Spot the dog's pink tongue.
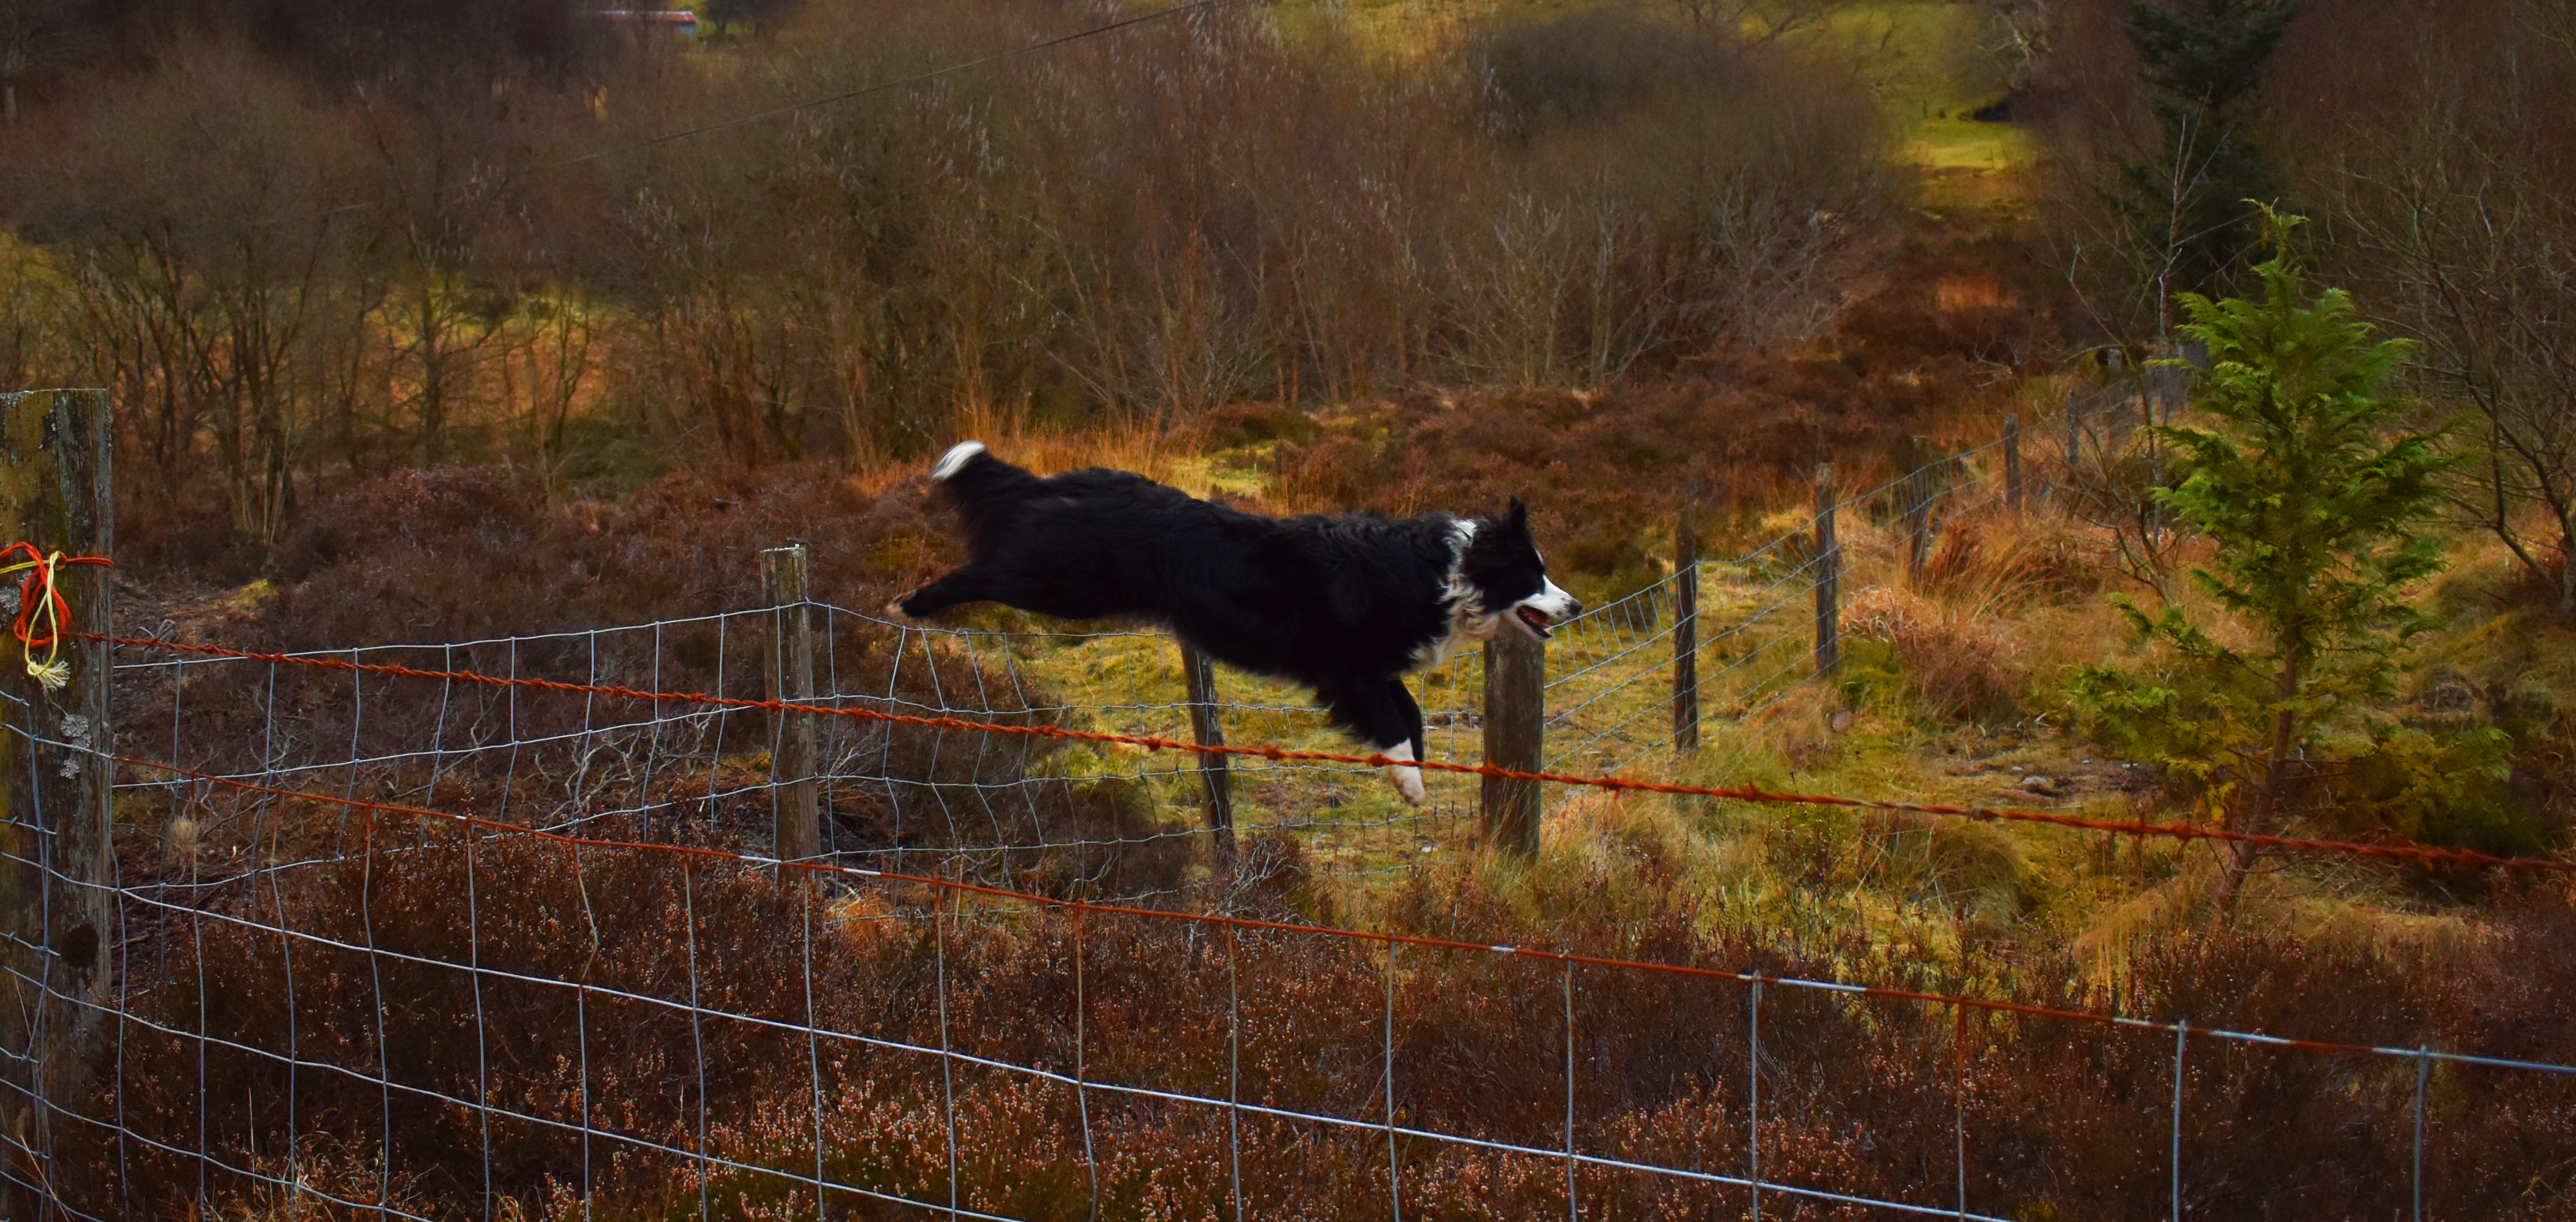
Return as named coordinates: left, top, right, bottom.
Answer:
left=1516, top=606, right=1553, bottom=638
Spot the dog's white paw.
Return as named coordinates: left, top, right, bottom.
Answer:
left=1382, top=742, right=1426, bottom=806
left=884, top=598, right=913, bottom=620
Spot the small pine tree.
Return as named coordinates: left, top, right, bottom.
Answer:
left=2114, top=0, right=2302, bottom=322
left=2071, top=209, right=2478, bottom=906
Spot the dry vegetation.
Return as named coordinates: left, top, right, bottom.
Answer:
left=73, top=814, right=2576, bottom=1221
left=0, top=0, right=1889, bottom=556
left=7, top=0, right=2576, bottom=1217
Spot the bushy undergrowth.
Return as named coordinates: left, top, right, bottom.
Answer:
left=0, top=0, right=1890, bottom=543
left=69, top=392, right=2576, bottom=1222
left=114, top=459, right=1198, bottom=903
left=1234, top=246, right=2043, bottom=601
left=1844, top=584, right=2025, bottom=723
left=68, top=804, right=2576, bottom=1221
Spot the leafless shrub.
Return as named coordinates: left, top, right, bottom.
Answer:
left=2267, top=0, right=2576, bottom=614
left=0, top=0, right=1888, bottom=535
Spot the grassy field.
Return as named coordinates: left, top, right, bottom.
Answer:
left=1261, top=0, right=2038, bottom=184
left=926, top=435, right=2037, bottom=929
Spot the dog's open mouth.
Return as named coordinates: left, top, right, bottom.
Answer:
left=1513, top=605, right=1554, bottom=639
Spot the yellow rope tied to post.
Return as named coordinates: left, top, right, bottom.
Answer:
left=0, top=542, right=113, bottom=693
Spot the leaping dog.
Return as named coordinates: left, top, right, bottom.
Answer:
left=895, top=442, right=1580, bottom=804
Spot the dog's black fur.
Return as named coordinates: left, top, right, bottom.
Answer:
left=897, top=443, right=1575, bottom=789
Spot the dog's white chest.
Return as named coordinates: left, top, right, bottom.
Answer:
left=1410, top=520, right=1499, bottom=669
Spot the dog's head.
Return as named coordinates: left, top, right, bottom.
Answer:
left=1462, top=497, right=1581, bottom=640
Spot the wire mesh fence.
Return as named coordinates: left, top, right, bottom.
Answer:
left=21, top=405, right=2565, bottom=1221
left=103, top=427, right=2023, bottom=915
left=16, top=749, right=2576, bottom=1221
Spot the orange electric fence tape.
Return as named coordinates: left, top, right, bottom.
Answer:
left=92, top=629, right=2576, bottom=877
left=0, top=543, right=111, bottom=690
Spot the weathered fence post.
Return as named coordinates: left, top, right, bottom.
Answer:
left=762, top=544, right=822, bottom=864
left=1481, top=632, right=1543, bottom=857
left=0, top=389, right=113, bottom=1215
left=1672, top=508, right=1699, bottom=753
left=1179, top=642, right=1234, bottom=868
left=1813, top=463, right=1839, bottom=677
left=2004, top=413, right=2023, bottom=515
left=1905, top=436, right=1933, bottom=585
left=2064, top=398, right=2082, bottom=478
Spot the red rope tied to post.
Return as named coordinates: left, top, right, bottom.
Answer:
left=0, top=542, right=113, bottom=691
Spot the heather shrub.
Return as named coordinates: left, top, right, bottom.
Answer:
left=1, top=0, right=1892, bottom=536
left=72, top=818, right=2576, bottom=1221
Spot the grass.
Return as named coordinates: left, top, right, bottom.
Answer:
left=1261, top=0, right=2039, bottom=191
left=926, top=419, right=2405, bottom=977
left=1813, top=1, right=2030, bottom=171
left=116, top=295, right=2576, bottom=1222
left=940, top=434, right=2119, bottom=936
left=53, top=2, right=2576, bottom=1215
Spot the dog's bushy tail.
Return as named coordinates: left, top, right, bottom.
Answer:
left=928, top=441, right=1041, bottom=555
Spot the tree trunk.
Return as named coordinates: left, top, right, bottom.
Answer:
left=2560, top=511, right=2575, bottom=618
left=2219, top=651, right=2301, bottom=911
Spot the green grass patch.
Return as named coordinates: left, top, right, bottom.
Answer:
left=1802, top=1, right=2031, bottom=175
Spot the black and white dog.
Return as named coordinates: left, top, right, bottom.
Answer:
left=896, top=442, right=1581, bottom=804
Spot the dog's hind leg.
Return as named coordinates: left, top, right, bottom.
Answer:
left=893, top=567, right=993, bottom=620
left=1320, top=678, right=1427, bottom=807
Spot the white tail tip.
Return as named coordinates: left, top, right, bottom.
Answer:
left=932, top=440, right=987, bottom=482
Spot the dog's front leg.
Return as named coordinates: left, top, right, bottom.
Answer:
left=1379, top=741, right=1426, bottom=806
left=1381, top=678, right=1427, bottom=806
left=1321, top=679, right=1427, bottom=806
left=891, top=566, right=991, bottom=620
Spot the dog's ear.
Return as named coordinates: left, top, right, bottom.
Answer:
left=1503, top=496, right=1529, bottom=532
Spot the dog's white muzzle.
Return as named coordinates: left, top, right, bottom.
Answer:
left=1506, top=578, right=1582, bottom=641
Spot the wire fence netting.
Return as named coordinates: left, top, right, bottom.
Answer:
left=8, top=425, right=2575, bottom=1220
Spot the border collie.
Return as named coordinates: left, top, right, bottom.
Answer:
left=896, top=442, right=1580, bottom=804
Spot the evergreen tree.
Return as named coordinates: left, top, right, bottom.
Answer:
left=2115, top=0, right=2302, bottom=324
left=2071, top=210, right=2480, bottom=908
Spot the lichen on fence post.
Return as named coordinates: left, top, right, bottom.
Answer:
left=1905, top=437, right=1933, bottom=586
left=1482, top=630, right=1543, bottom=857
left=1813, top=463, right=1839, bottom=677
left=2004, top=413, right=2024, bottom=514
left=761, top=543, right=821, bottom=864
left=1673, top=506, right=1699, bottom=753
left=1180, top=642, right=1234, bottom=869
left=0, top=389, right=113, bottom=1212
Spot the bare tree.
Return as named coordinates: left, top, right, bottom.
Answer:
left=2291, top=0, right=2576, bottom=612
left=0, top=0, right=79, bottom=123
left=2329, top=169, right=2576, bottom=612
left=1976, top=0, right=2066, bottom=88
left=1667, top=0, right=1832, bottom=47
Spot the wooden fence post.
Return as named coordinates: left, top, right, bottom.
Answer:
left=762, top=544, right=822, bottom=863
left=1179, top=642, right=1234, bottom=868
left=0, top=389, right=113, bottom=1214
left=1672, top=508, right=1699, bottom=753
left=2064, top=398, right=2082, bottom=477
left=1905, top=436, right=1932, bottom=585
left=2004, top=413, right=2023, bottom=514
left=1481, top=632, right=1543, bottom=857
left=1813, top=463, right=1839, bottom=677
